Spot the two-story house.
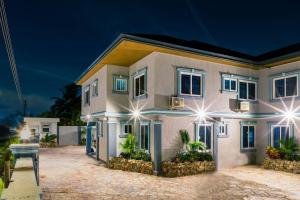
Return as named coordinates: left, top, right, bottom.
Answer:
left=76, top=34, right=300, bottom=172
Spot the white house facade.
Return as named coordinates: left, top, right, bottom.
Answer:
left=23, top=117, right=60, bottom=139
left=76, top=34, right=300, bottom=171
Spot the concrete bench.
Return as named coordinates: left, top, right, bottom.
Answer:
left=0, top=158, right=42, bottom=200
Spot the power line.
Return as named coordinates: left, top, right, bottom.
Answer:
left=0, top=0, right=23, bottom=102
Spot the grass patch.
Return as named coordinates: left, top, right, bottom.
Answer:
left=0, top=177, right=3, bottom=195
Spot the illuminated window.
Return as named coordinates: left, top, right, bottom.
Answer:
left=273, top=75, right=298, bottom=99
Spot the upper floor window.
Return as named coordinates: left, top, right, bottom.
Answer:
left=134, top=73, right=146, bottom=97
left=223, top=78, right=237, bottom=91
left=177, top=68, right=205, bottom=97
left=241, top=124, right=255, bottom=150
left=180, top=72, right=202, bottom=96
left=84, top=85, right=90, bottom=106
left=92, top=79, right=98, bottom=97
left=273, top=75, right=298, bottom=99
left=239, top=80, right=257, bottom=101
left=113, top=75, right=128, bottom=93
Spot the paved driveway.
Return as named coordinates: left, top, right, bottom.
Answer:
left=40, top=146, right=300, bottom=200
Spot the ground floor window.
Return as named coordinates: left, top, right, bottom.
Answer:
left=241, top=125, right=255, bottom=149
left=272, top=125, right=290, bottom=148
left=197, top=124, right=212, bottom=150
left=121, top=123, right=132, bottom=137
left=139, top=124, right=150, bottom=152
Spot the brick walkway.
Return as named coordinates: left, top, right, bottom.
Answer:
left=40, top=146, right=300, bottom=200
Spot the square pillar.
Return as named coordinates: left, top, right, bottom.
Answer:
left=86, top=122, right=93, bottom=154
left=153, top=121, right=162, bottom=175
left=106, top=120, right=117, bottom=166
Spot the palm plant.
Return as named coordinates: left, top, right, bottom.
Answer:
left=120, top=134, right=136, bottom=156
left=40, top=83, right=85, bottom=126
left=189, top=141, right=206, bottom=152
left=279, top=138, right=299, bottom=160
left=180, top=129, right=190, bottom=152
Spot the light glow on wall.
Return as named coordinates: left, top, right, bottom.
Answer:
left=20, top=125, right=31, bottom=140
left=187, top=99, right=215, bottom=123
left=260, top=97, right=300, bottom=132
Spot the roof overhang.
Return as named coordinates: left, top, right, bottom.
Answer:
left=76, top=34, right=259, bottom=85
left=76, top=34, right=300, bottom=85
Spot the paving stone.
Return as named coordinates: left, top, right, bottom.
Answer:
left=40, top=146, right=299, bottom=200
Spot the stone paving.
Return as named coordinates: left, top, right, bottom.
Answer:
left=40, top=146, right=300, bottom=200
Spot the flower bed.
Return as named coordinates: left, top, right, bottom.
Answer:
left=162, top=160, right=216, bottom=177
left=263, top=157, right=300, bottom=174
left=109, top=157, right=153, bottom=175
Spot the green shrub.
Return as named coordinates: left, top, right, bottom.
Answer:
left=119, top=152, right=131, bottom=159
left=120, top=150, right=151, bottom=162
left=131, top=150, right=151, bottom=161
left=266, top=146, right=280, bottom=159
left=189, top=141, right=206, bottom=152
left=172, top=151, right=213, bottom=163
left=3, top=149, right=11, bottom=162
left=279, top=138, right=299, bottom=160
left=0, top=178, right=3, bottom=195
left=120, top=134, right=136, bottom=155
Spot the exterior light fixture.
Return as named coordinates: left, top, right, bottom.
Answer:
left=284, top=110, right=295, bottom=120
left=86, top=114, right=92, bottom=120
left=132, top=110, right=141, bottom=118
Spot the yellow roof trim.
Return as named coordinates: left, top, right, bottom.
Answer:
left=77, top=40, right=260, bottom=85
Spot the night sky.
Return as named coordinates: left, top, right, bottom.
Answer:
left=1, top=0, right=300, bottom=118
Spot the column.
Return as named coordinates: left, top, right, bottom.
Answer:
left=106, top=120, right=117, bottom=166
left=153, top=121, right=162, bottom=175
left=86, top=122, right=92, bottom=154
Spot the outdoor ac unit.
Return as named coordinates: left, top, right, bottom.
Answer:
left=238, top=101, right=250, bottom=112
left=169, top=97, right=184, bottom=109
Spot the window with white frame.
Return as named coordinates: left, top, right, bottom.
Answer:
left=115, top=78, right=128, bottom=92
left=217, top=123, right=227, bottom=137
left=134, top=73, right=146, bottom=97
left=84, top=85, right=90, bottom=105
left=121, top=124, right=132, bottom=136
left=239, top=80, right=257, bottom=100
left=139, top=124, right=150, bottom=152
left=271, top=125, right=290, bottom=148
left=241, top=125, right=255, bottom=149
left=273, top=75, right=298, bottom=99
left=197, top=124, right=212, bottom=150
left=224, top=78, right=237, bottom=91
left=180, top=72, right=202, bottom=96
left=92, top=79, right=98, bottom=97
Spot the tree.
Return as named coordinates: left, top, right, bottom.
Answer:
left=40, top=83, right=85, bottom=126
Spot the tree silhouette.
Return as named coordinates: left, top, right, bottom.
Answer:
left=40, top=83, right=85, bottom=126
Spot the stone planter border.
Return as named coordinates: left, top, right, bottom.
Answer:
left=109, top=157, right=153, bottom=175
left=263, top=157, right=300, bottom=174
left=162, top=160, right=216, bottom=177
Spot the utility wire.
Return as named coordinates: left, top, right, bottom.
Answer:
left=0, top=0, right=22, bottom=101
left=0, top=0, right=23, bottom=102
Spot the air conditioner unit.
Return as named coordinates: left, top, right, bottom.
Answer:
left=238, top=101, right=250, bottom=112
left=169, top=97, right=184, bottom=109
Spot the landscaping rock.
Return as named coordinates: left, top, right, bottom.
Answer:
left=262, top=157, right=300, bottom=174
left=161, top=161, right=216, bottom=177
left=109, top=157, right=153, bottom=175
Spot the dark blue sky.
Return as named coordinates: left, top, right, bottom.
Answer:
left=1, top=0, right=300, bottom=117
